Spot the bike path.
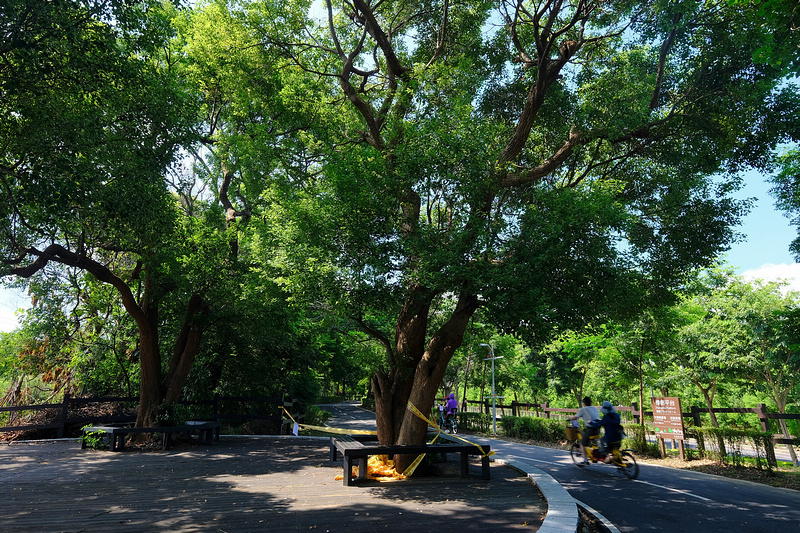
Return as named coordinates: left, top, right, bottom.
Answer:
left=466, top=434, right=800, bottom=533
left=322, top=404, right=800, bottom=533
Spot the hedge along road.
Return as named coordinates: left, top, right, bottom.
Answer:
left=322, top=403, right=800, bottom=533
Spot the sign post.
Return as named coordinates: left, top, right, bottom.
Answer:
left=652, top=396, right=686, bottom=460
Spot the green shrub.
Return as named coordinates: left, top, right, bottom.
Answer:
left=690, top=426, right=777, bottom=470
left=303, top=405, right=332, bottom=427
left=623, top=423, right=661, bottom=458
left=79, top=425, right=108, bottom=450
left=500, top=415, right=567, bottom=442
left=459, top=411, right=491, bottom=433
left=360, top=398, right=375, bottom=411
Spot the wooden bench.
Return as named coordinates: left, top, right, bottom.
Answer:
left=81, top=421, right=220, bottom=452
left=329, top=434, right=491, bottom=486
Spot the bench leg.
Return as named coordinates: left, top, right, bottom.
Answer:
left=330, top=439, right=338, bottom=462
left=342, top=455, right=368, bottom=486
left=343, top=456, right=353, bottom=486
left=111, top=431, right=124, bottom=452
left=355, top=456, right=366, bottom=482
left=481, top=455, right=490, bottom=480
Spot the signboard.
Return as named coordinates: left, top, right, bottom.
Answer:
left=652, top=396, right=685, bottom=441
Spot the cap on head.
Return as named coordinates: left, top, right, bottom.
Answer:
left=601, top=400, right=614, bottom=414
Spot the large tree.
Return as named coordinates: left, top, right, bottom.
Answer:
left=178, top=0, right=799, bottom=469
left=718, top=277, right=800, bottom=465
left=0, top=0, right=204, bottom=427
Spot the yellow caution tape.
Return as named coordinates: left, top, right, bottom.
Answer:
left=281, top=404, right=492, bottom=479
left=280, top=406, right=377, bottom=436
left=403, top=401, right=495, bottom=477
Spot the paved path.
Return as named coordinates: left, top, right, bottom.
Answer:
left=0, top=436, right=546, bottom=532
left=322, top=403, right=800, bottom=533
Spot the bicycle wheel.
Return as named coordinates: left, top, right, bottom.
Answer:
left=451, top=420, right=458, bottom=434
left=617, top=451, right=639, bottom=479
left=570, top=442, right=585, bottom=466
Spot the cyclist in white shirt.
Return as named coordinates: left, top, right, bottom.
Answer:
left=568, top=396, right=601, bottom=465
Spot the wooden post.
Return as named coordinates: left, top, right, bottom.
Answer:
left=678, top=440, right=685, bottom=461
left=632, top=402, right=640, bottom=424
left=691, top=405, right=702, bottom=427
left=57, top=393, right=70, bottom=438
left=755, top=403, right=770, bottom=432
left=755, top=404, right=778, bottom=467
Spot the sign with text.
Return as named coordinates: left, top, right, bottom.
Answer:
left=652, top=396, right=685, bottom=441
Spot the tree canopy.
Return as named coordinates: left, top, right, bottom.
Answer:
left=2, top=0, right=799, bottom=461
left=170, top=0, right=800, bottom=465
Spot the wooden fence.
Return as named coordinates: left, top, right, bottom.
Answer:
left=0, top=393, right=297, bottom=438
left=448, top=398, right=799, bottom=445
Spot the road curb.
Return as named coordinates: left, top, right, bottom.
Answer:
left=493, top=455, right=579, bottom=533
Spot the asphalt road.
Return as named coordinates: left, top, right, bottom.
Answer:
left=319, top=403, right=800, bottom=533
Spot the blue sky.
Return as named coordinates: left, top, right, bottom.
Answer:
left=723, top=170, right=800, bottom=289
left=1, top=171, right=797, bottom=333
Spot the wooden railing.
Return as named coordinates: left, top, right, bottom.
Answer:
left=0, top=393, right=297, bottom=438
left=441, top=397, right=799, bottom=445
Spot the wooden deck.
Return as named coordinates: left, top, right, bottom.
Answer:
left=0, top=437, right=546, bottom=532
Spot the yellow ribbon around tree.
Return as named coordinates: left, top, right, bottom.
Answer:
left=403, top=401, right=495, bottom=477
left=281, top=403, right=494, bottom=479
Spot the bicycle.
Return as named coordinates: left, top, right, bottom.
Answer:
left=440, top=411, right=458, bottom=434
left=567, top=426, right=639, bottom=479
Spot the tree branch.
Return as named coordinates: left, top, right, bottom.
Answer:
left=650, top=13, right=683, bottom=109
left=10, top=244, right=148, bottom=329
left=498, top=128, right=583, bottom=188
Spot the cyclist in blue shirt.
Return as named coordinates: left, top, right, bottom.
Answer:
left=598, top=400, right=622, bottom=462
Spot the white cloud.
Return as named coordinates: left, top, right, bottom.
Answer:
left=740, top=263, right=800, bottom=293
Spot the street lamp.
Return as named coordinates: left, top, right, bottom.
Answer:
left=479, top=343, right=503, bottom=434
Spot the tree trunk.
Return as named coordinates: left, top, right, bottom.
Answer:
left=136, top=321, right=162, bottom=428
left=777, top=417, right=799, bottom=466
left=696, top=378, right=725, bottom=457
left=135, top=271, right=162, bottom=428
left=162, top=293, right=206, bottom=404
left=701, top=381, right=719, bottom=428
left=638, top=342, right=645, bottom=433
left=370, top=290, right=479, bottom=473
left=461, top=352, right=471, bottom=411
left=371, top=369, right=414, bottom=445
left=775, top=394, right=799, bottom=467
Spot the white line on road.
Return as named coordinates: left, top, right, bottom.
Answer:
left=634, top=480, right=713, bottom=501
left=507, top=452, right=714, bottom=502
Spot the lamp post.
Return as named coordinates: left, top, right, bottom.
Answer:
left=479, top=343, right=503, bottom=434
